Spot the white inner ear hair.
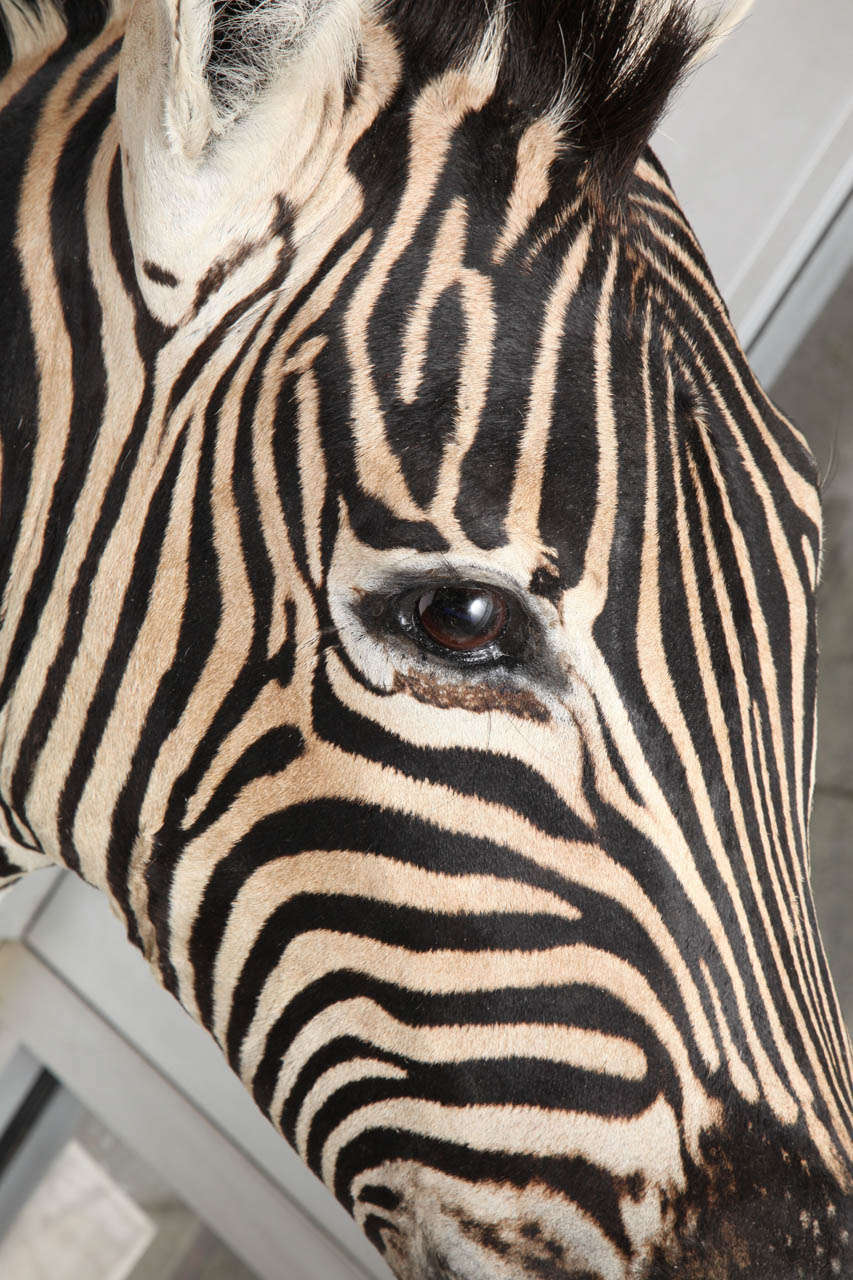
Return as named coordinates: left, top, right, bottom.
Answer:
left=196, top=0, right=365, bottom=137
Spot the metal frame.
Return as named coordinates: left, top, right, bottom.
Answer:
left=747, top=185, right=853, bottom=389
left=0, top=943, right=375, bottom=1280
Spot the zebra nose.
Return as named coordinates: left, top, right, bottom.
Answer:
left=418, top=1229, right=585, bottom=1280
left=422, top=1255, right=577, bottom=1280
left=422, top=1259, right=502, bottom=1280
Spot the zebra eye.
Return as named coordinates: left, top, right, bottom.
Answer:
left=415, top=586, right=508, bottom=653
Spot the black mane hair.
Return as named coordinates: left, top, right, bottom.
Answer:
left=387, top=0, right=713, bottom=194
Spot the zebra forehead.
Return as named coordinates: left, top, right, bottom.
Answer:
left=280, top=190, right=692, bottom=575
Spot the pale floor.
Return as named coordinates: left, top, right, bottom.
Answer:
left=771, top=264, right=853, bottom=1034
left=0, top=1076, right=261, bottom=1280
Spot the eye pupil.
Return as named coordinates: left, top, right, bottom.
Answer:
left=416, top=587, right=507, bottom=652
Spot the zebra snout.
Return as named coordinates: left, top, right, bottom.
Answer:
left=356, top=1141, right=853, bottom=1280
left=356, top=1167, right=628, bottom=1280
left=417, top=1230, right=596, bottom=1280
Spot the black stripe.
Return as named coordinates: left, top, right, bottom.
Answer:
left=6, top=81, right=116, bottom=830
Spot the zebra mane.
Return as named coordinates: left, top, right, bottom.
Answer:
left=386, top=0, right=753, bottom=192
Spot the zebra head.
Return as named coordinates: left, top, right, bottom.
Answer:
left=1, top=0, right=851, bottom=1276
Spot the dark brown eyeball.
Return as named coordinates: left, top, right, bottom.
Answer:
left=416, top=586, right=508, bottom=652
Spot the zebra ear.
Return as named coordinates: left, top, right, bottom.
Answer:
left=116, top=0, right=361, bottom=323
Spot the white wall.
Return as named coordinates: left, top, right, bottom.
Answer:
left=653, top=0, right=853, bottom=345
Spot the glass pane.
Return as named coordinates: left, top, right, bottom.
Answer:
left=0, top=1056, right=261, bottom=1280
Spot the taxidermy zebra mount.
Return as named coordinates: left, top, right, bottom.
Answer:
left=0, top=0, right=851, bottom=1277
